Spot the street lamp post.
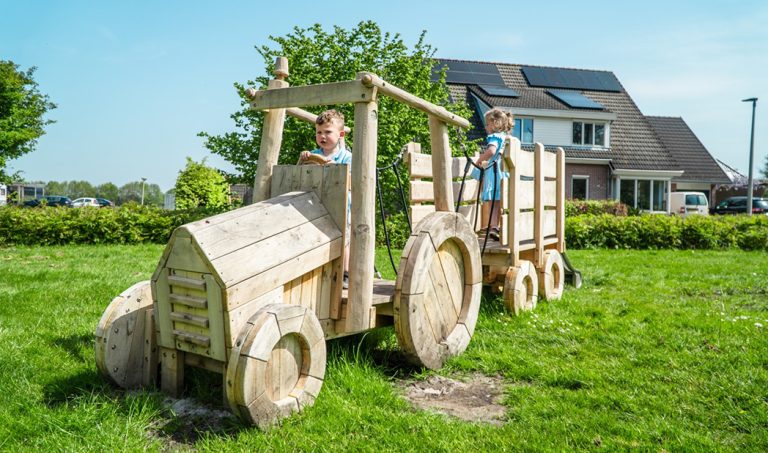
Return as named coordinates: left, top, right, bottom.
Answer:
left=141, top=177, right=147, bottom=205
left=742, top=98, right=758, bottom=216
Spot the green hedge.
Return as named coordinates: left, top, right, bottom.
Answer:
left=566, top=214, right=768, bottom=251
left=565, top=199, right=632, bottom=217
left=0, top=205, right=227, bottom=246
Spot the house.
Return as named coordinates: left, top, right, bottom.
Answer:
left=435, top=59, right=727, bottom=212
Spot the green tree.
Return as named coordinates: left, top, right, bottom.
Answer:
left=174, top=157, right=230, bottom=209
left=199, top=21, right=472, bottom=210
left=0, top=61, right=56, bottom=182
left=117, top=181, right=163, bottom=206
left=95, top=182, right=119, bottom=202
left=761, top=154, right=768, bottom=179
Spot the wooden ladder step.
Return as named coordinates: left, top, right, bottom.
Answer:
left=169, top=293, right=207, bottom=309
left=170, top=311, right=210, bottom=328
left=173, top=330, right=211, bottom=347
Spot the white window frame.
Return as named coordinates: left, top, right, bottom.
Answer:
left=513, top=117, right=535, bottom=144
left=571, top=175, right=590, bottom=200
left=572, top=121, right=606, bottom=147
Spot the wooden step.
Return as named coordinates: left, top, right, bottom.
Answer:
left=341, top=279, right=395, bottom=306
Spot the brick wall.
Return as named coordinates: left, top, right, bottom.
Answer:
left=565, top=164, right=611, bottom=200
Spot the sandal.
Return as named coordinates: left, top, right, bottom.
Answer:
left=488, top=228, right=500, bottom=241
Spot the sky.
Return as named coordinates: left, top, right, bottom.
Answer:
left=2, top=0, right=766, bottom=192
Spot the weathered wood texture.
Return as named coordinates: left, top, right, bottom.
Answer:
left=394, top=211, right=482, bottom=369
left=95, top=280, right=156, bottom=389
left=253, top=78, right=289, bottom=203
left=503, top=261, right=538, bottom=315
left=225, top=304, right=325, bottom=429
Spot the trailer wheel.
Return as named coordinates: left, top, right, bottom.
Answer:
left=94, top=280, right=155, bottom=389
left=225, top=304, right=326, bottom=429
left=503, top=261, right=538, bottom=315
left=394, top=211, right=482, bottom=370
left=539, top=250, right=564, bottom=301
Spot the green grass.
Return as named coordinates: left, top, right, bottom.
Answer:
left=1, top=245, right=766, bottom=451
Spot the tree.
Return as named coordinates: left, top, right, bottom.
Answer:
left=0, top=61, right=56, bottom=182
left=761, top=154, right=768, bottom=179
left=118, top=181, right=162, bottom=206
left=95, top=182, right=119, bottom=202
left=174, top=157, right=230, bottom=209
left=199, top=21, right=472, bottom=210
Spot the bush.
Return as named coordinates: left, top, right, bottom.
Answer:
left=566, top=199, right=630, bottom=217
left=0, top=205, right=228, bottom=246
left=566, top=214, right=768, bottom=251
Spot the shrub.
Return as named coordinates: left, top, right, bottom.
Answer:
left=566, top=214, right=768, bottom=251
left=566, top=199, right=630, bottom=217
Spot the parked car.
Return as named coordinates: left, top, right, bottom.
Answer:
left=711, top=196, right=768, bottom=215
left=23, top=196, right=73, bottom=208
left=669, top=191, right=709, bottom=217
left=96, top=198, right=114, bottom=207
left=72, top=197, right=101, bottom=208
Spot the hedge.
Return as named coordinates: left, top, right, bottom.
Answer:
left=2, top=205, right=767, bottom=251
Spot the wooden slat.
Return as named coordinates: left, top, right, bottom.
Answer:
left=165, top=230, right=209, bottom=274
left=173, top=330, right=211, bottom=347
left=211, top=215, right=341, bottom=287
left=204, top=274, right=226, bottom=361
left=159, top=347, right=184, bottom=397
left=223, top=238, right=342, bottom=312
left=250, top=80, right=375, bottom=110
left=542, top=150, right=558, bottom=179
left=518, top=179, right=535, bottom=210
left=409, top=180, right=480, bottom=204
left=516, top=148, right=535, bottom=178
left=516, top=211, right=535, bottom=243
left=317, top=261, right=332, bottom=320
left=152, top=271, right=175, bottom=349
left=407, top=151, right=477, bottom=180
left=167, top=275, right=206, bottom=291
left=543, top=179, right=557, bottom=207
left=299, top=164, right=325, bottom=194
left=428, top=116, right=454, bottom=211
left=170, top=311, right=209, bottom=328
left=270, top=165, right=301, bottom=198
left=169, top=293, right=207, bottom=309
left=223, top=286, right=283, bottom=348
left=543, top=209, right=557, bottom=237
left=556, top=147, right=566, bottom=252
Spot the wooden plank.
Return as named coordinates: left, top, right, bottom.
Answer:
left=270, top=165, right=300, bottom=197
left=410, top=204, right=481, bottom=232
left=320, top=165, right=348, bottom=319
left=286, top=107, right=351, bottom=133
left=289, top=276, right=302, bottom=306
left=556, top=147, right=566, bottom=252
left=428, top=115, right=454, bottom=212
left=224, top=286, right=283, bottom=348
left=407, top=151, right=478, bottom=180
left=317, top=262, right=332, bottom=320
left=299, top=164, right=325, bottom=194
left=160, top=347, right=184, bottom=397
left=360, top=72, right=471, bottom=128
left=204, top=274, right=226, bottom=362
left=410, top=180, right=480, bottom=204
left=346, top=98, right=377, bottom=333
left=211, top=215, right=341, bottom=287
left=504, top=138, right=521, bottom=267
left=516, top=211, right=535, bottom=243
left=183, top=192, right=307, bottom=234
left=516, top=148, right=535, bottom=178
left=165, top=230, right=210, bottom=274
left=152, top=270, right=175, bottom=350
left=543, top=179, right=557, bottom=207
left=250, top=80, right=375, bottom=110
left=142, top=309, right=158, bottom=387
left=517, top=179, right=536, bottom=210
left=543, top=209, right=557, bottom=237
left=253, top=78, right=288, bottom=203
left=534, top=143, right=545, bottom=268
left=167, top=275, right=206, bottom=291
left=169, top=312, right=209, bottom=328
left=169, top=293, right=207, bottom=309
left=223, top=238, right=342, bottom=311
left=194, top=191, right=328, bottom=260
left=173, top=330, right=211, bottom=347
left=542, top=149, right=558, bottom=179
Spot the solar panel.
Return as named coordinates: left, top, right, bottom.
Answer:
left=433, top=60, right=505, bottom=85
left=547, top=90, right=604, bottom=109
left=479, top=85, right=519, bottom=98
left=522, top=66, right=622, bottom=92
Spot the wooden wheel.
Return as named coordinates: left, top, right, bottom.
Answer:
left=539, top=250, right=564, bottom=301
left=394, top=211, right=482, bottom=370
left=225, top=304, right=326, bottom=429
left=94, top=280, right=156, bottom=389
left=503, top=261, right=538, bottom=315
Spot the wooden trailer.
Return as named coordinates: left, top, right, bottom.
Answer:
left=95, top=57, right=483, bottom=428
left=406, top=136, right=570, bottom=314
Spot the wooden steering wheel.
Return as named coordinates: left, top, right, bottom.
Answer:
left=298, top=153, right=328, bottom=166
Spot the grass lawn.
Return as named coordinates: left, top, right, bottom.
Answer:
left=0, top=245, right=766, bottom=451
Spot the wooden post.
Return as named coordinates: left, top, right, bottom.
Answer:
left=503, top=139, right=520, bottom=267
left=533, top=143, right=545, bottom=268
left=555, top=147, right=565, bottom=252
left=347, top=91, right=378, bottom=332
left=428, top=115, right=454, bottom=212
left=159, top=346, right=184, bottom=397
left=252, top=57, right=289, bottom=203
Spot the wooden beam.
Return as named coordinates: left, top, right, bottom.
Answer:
left=360, top=72, right=471, bottom=129
left=249, top=80, right=375, bottom=110
left=503, top=139, right=520, bottom=267
left=252, top=78, right=288, bottom=203
left=346, top=97, right=378, bottom=333
left=556, top=147, right=566, bottom=252
left=533, top=143, right=545, bottom=268
left=286, top=107, right=351, bottom=134
left=428, top=115, right=455, bottom=211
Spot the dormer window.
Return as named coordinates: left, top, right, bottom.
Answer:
left=573, top=122, right=605, bottom=146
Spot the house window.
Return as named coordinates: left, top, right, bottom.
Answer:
left=619, top=179, right=668, bottom=211
left=571, top=176, right=589, bottom=200
left=513, top=118, right=534, bottom=143
left=572, top=122, right=605, bottom=146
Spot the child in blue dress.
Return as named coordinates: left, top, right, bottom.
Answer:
left=472, top=108, right=513, bottom=241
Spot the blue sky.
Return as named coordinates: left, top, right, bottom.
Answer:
left=2, top=0, right=766, bottom=191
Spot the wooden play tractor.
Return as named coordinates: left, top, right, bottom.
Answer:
left=95, top=58, right=483, bottom=428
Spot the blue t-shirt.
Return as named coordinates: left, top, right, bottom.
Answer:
left=471, top=132, right=509, bottom=201
left=310, top=142, right=352, bottom=165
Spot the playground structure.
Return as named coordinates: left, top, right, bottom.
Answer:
left=96, top=57, right=485, bottom=428
left=405, top=136, right=573, bottom=314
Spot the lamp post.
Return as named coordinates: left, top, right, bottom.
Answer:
left=141, top=177, right=147, bottom=205
left=742, top=98, right=758, bottom=216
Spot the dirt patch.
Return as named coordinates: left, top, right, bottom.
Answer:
left=397, top=374, right=507, bottom=425
left=147, top=396, right=237, bottom=447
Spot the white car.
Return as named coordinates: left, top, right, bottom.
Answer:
left=72, top=197, right=100, bottom=207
